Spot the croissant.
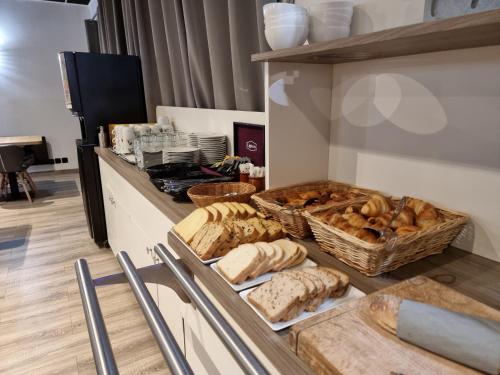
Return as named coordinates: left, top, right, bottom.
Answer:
left=391, top=207, right=415, bottom=228
left=344, top=205, right=358, bottom=214
left=353, top=228, right=379, bottom=244
left=361, top=194, right=392, bottom=217
left=342, top=213, right=368, bottom=229
left=395, top=225, right=420, bottom=235
left=299, top=191, right=322, bottom=200
left=326, top=213, right=344, bottom=227
left=416, top=207, right=442, bottom=229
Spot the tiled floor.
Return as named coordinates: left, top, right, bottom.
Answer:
left=0, top=171, right=169, bottom=374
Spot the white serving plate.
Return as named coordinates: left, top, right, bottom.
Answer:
left=211, top=258, right=317, bottom=292
left=170, top=230, right=222, bottom=265
left=240, top=284, right=365, bottom=331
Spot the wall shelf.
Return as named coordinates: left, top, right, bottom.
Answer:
left=252, top=9, right=500, bottom=64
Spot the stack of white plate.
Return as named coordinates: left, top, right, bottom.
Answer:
left=164, top=147, right=200, bottom=164
left=309, top=1, right=353, bottom=43
left=197, top=133, right=227, bottom=165
left=188, top=133, right=199, bottom=148
left=263, top=3, right=308, bottom=50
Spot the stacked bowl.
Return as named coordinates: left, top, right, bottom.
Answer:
left=308, top=1, right=354, bottom=43
left=264, top=3, right=309, bottom=50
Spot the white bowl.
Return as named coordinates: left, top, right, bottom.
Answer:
left=265, top=12, right=309, bottom=26
left=310, top=14, right=352, bottom=27
left=265, top=25, right=308, bottom=50
left=309, top=25, right=350, bottom=43
left=263, top=3, right=307, bottom=18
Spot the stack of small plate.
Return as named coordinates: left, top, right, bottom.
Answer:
left=188, top=133, right=199, bottom=148
left=197, top=133, right=227, bottom=165
left=164, top=147, right=200, bottom=164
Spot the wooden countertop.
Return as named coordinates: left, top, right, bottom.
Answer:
left=95, top=147, right=500, bottom=373
left=0, top=135, right=43, bottom=146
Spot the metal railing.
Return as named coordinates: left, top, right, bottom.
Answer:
left=154, top=244, right=269, bottom=375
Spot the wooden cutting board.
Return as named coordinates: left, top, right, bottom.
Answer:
left=289, top=276, right=500, bottom=375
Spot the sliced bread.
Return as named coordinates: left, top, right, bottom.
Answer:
left=223, top=202, right=239, bottom=217
left=318, top=267, right=350, bottom=297
left=212, top=202, right=233, bottom=220
left=261, top=219, right=284, bottom=242
left=205, top=205, right=221, bottom=221
left=232, top=202, right=247, bottom=218
left=249, top=242, right=276, bottom=278
left=247, top=217, right=268, bottom=242
left=272, top=239, right=300, bottom=271
left=192, top=222, right=230, bottom=260
left=287, top=244, right=308, bottom=268
left=233, top=219, right=258, bottom=243
left=247, top=276, right=307, bottom=323
left=302, top=267, right=339, bottom=297
left=267, top=243, right=285, bottom=271
left=240, top=203, right=257, bottom=218
left=217, top=244, right=261, bottom=284
left=174, top=208, right=211, bottom=243
left=212, top=220, right=243, bottom=258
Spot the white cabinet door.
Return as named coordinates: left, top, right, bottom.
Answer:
left=184, top=305, right=245, bottom=375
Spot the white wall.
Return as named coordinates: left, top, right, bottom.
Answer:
left=0, top=0, right=91, bottom=170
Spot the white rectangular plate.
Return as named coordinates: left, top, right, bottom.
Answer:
left=240, top=285, right=366, bottom=331
left=211, top=258, right=318, bottom=292
left=171, top=230, right=222, bottom=265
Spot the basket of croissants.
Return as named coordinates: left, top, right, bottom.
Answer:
left=252, top=181, right=376, bottom=239
left=303, top=194, right=469, bottom=276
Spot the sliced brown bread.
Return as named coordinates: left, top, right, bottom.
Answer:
left=302, top=267, right=339, bottom=297
left=289, top=270, right=326, bottom=312
left=272, top=239, right=300, bottom=271
left=261, top=219, right=284, bottom=242
left=247, top=217, right=268, bottom=242
left=205, top=205, right=221, bottom=221
left=233, top=219, right=258, bottom=243
left=240, top=203, right=257, bottom=218
left=192, top=222, right=230, bottom=260
left=174, top=208, right=211, bottom=243
left=318, top=267, right=350, bottom=297
left=212, top=202, right=233, bottom=220
left=247, top=276, right=307, bottom=323
left=189, top=222, right=211, bottom=251
left=212, top=220, right=243, bottom=258
left=216, top=244, right=261, bottom=284
left=232, top=202, right=248, bottom=218
left=223, top=202, right=239, bottom=217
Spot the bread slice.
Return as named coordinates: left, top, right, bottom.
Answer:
left=240, top=203, right=257, bottom=218
left=249, top=242, right=276, bottom=278
left=205, top=205, right=221, bottom=221
left=261, top=219, right=284, bottom=242
left=287, top=243, right=307, bottom=268
left=217, top=244, right=261, bottom=284
left=233, top=219, right=258, bottom=243
left=174, top=208, right=211, bottom=243
left=232, top=202, right=247, bottom=218
left=247, top=217, right=268, bottom=242
left=192, top=222, right=230, bottom=260
left=287, top=270, right=326, bottom=312
left=267, top=243, right=284, bottom=271
left=212, top=220, right=242, bottom=258
left=247, top=276, right=307, bottom=323
left=318, top=267, right=350, bottom=297
left=302, top=267, right=339, bottom=297
left=272, top=239, right=300, bottom=271
left=223, top=202, right=239, bottom=217
left=189, top=222, right=211, bottom=251
left=212, top=202, right=233, bottom=220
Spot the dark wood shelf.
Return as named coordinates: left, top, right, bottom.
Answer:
left=252, top=9, right=500, bottom=64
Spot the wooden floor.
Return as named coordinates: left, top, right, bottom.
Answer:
left=0, top=171, right=169, bottom=374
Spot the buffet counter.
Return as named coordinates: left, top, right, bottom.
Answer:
left=95, top=147, right=500, bottom=374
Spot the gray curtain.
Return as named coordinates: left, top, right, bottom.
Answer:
left=97, top=0, right=270, bottom=120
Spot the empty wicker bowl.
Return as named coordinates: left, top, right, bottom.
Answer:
left=187, top=182, right=256, bottom=207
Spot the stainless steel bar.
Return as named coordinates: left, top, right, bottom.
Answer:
left=74, top=259, right=118, bottom=375
left=116, top=251, right=193, bottom=375
left=154, top=243, right=269, bottom=375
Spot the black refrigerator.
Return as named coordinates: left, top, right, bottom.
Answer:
left=58, top=52, right=147, bottom=247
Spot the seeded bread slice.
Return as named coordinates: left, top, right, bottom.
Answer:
left=212, top=220, right=243, bottom=258
left=261, top=219, right=284, bottom=242
left=192, top=222, right=230, bottom=260
left=233, top=219, right=258, bottom=243
left=288, top=270, right=326, bottom=312
left=189, top=222, right=211, bottom=251
left=216, top=244, right=261, bottom=284
left=272, top=239, right=300, bottom=271
left=247, top=217, right=268, bottom=242
left=174, top=208, right=210, bottom=244
left=302, top=267, right=339, bottom=297
left=247, top=276, right=307, bottom=323
left=318, top=267, right=350, bottom=297
left=212, top=202, right=233, bottom=220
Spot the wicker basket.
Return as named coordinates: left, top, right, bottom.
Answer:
left=303, top=199, right=469, bottom=276
left=188, top=182, right=256, bottom=207
left=251, top=181, right=375, bottom=239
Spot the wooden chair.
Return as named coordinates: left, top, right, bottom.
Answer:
left=0, top=146, right=36, bottom=203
